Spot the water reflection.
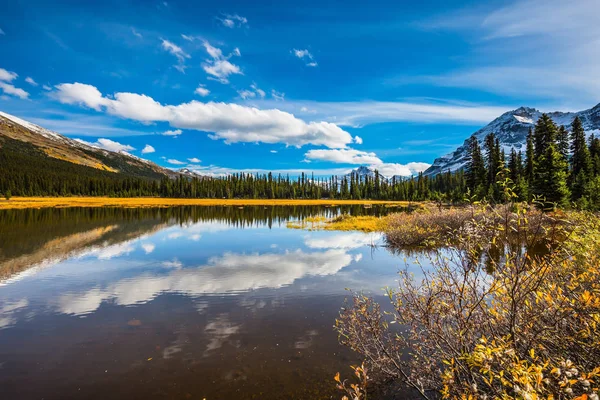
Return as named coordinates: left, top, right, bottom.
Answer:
left=0, top=206, right=409, bottom=400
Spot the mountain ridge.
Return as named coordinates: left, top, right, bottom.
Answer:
left=0, top=111, right=180, bottom=180
left=424, top=103, right=600, bottom=176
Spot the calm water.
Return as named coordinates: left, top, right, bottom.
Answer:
left=0, top=206, right=419, bottom=400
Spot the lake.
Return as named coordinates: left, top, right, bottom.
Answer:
left=0, top=206, right=421, bottom=399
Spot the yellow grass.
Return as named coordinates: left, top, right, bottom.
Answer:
left=287, top=215, right=389, bottom=232
left=0, top=197, right=417, bottom=210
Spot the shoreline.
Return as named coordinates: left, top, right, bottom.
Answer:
left=0, top=197, right=419, bottom=210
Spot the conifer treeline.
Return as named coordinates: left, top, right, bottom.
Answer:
left=2, top=114, right=600, bottom=208
left=464, top=115, right=600, bottom=208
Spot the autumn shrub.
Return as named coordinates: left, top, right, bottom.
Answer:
left=335, top=195, right=600, bottom=399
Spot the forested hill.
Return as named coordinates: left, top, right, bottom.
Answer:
left=0, top=111, right=178, bottom=180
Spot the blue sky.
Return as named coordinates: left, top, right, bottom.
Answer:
left=0, top=0, right=598, bottom=177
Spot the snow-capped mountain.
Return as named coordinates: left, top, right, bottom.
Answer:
left=424, top=103, right=600, bottom=176
left=0, top=110, right=182, bottom=179
left=346, top=166, right=377, bottom=179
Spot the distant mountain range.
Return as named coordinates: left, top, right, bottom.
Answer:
left=424, top=103, right=600, bottom=176
left=0, top=111, right=180, bottom=180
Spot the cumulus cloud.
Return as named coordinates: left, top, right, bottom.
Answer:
left=303, top=148, right=431, bottom=176
left=194, top=85, right=210, bottom=97
left=141, top=144, right=155, bottom=154
left=0, top=68, right=17, bottom=82
left=188, top=157, right=201, bottom=163
left=74, top=138, right=135, bottom=153
left=160, top=39, right=190, bottom=73
left=202, top=41, right=242, bottom=84
left=167, top=159, right=185, bottom=165
left=53, top=82, right=357, bottom=148
left=0, top=68, right=28, bottom=99
left=162, top=129, right=182, bottom=136
left=25, top=77, right=38, bottom=86
left=55, top=248, right=356, bottom=315
left=370, top=162, right=431, bottom=177
left=304, top=148, right=382, bottom=164
left=219, top=14, right=248, bottom=28
left=0, top=82, right=29, bottom=99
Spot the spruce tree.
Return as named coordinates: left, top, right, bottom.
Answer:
left=525, top=128, right=535, bottom=183
left=556, top=125, right=570, bottom=165
left=570, top=116, right=592, bottom=200
left=465, top=136, right=486, bottom=195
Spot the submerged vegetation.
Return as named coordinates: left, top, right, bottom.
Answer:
left=334, top=182, right=600, bottom=399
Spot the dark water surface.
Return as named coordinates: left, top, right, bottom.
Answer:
left=0, top=206, right=415, bottom=400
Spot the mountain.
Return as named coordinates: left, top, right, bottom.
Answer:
left=346, top=166, right=377, bottom=179
left=424, top=103, right=600, bottom=176
left=0, top=111, right=180, bottom=180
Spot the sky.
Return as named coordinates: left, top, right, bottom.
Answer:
left=0, top=0, right=599, bottom=177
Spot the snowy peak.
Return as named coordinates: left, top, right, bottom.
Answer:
left=424, top=103, right=600, bottom=176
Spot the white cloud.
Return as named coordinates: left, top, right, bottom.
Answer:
left=0, top=82, right=29, bottom=99
left=270, top=150, right=277, bottom=153
left=238, top=89, right=255, bottom=99
left=253, top=98, right=512, bottom=126
left=131, top=27, right=142, bottom=39
left=141, top=144, right=155, bottom=154
left=53, top=82, right=107, bottom=110
left=160, top=39, right=190, bottom=73
left=25, top=77, right=38, bottom=86
left=292, top=49, right=318, bottom=67
left=74, top=138, right=135, bottom=153
left=0, top=68, right=17, bottom=82
left=301, top=148, right=431, bottom=176
left=202, top=40, right=242, bottom=84
left=188, top=157, right=201, bottom=163
left=219, top=14, right=248, bottom=28
left=251, top=83, right=265, bottom=98
left=162, top=129, right=182, bottom=136
left=53, top=82, right=357, bottom=148
left=370, top=162, right=431, bottom=177
left=293, top=49, right=313, bottom=59
left=271, top=90, right=285, bottom=101
left=354, top=136, right=363, bottom=144
left=0, top=68, right=28, bottom=99
left=194, top=85, right=210, bottom=97
left=167, top=159, right=185, bottom=165
left=304, top=148, right=383, bottom=165
left=418, top=0, right=600, bottom=105
left=141, top=243, right=155, bottom=254
left=54, top=248, right=355, bottom=315
left=42, top=84, right=52, bottom=91
left=239, top=84, right=265, bottom=100
left=305, top=232, right=383, bottom=250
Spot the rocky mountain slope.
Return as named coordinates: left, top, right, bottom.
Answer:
left=0, top=111, right=179, bottom=180
left=424, top=103, right=600, bottom=176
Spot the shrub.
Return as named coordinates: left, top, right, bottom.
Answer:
left=335, top=204, right=600, bottom=399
